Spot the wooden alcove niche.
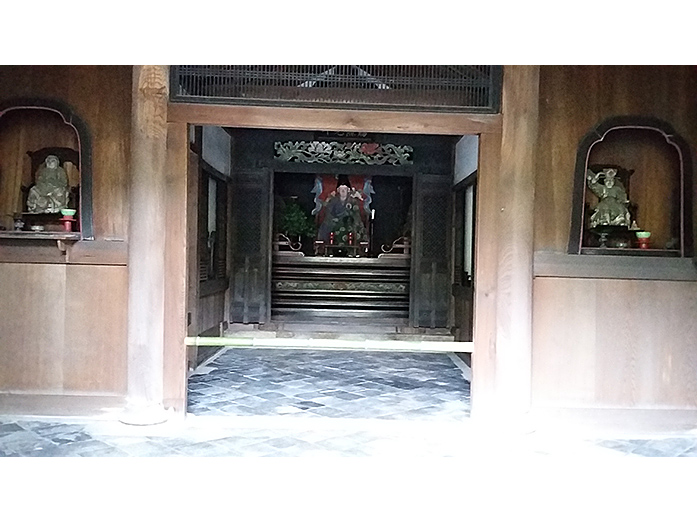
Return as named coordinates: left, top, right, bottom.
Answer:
left=569, top=116, right=693, bottom=258
left=0, top=98, right=94, bottom=240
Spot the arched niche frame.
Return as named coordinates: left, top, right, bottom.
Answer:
left=0, top=98, right=94, bottom=240
left=568, top=116, right=693, bottom=258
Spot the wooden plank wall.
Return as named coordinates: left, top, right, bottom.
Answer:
left=198, top=292, right=226, bottom=335
left=0, top=263, right=128, bottom=394
left=532, top=66, right=697, bottom=410
left=533, top=278, right=697, bottom=408
left=0, top=66, right=132, bottom=400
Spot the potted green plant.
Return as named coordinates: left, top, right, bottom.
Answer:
left=279, top=199, right=316, bottom=242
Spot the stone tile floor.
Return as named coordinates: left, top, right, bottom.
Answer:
left=3, top=414, right=697, bottom=458
left=187, top=349, right=472, bottom=421
left=1, top=349, right=696, bottom=457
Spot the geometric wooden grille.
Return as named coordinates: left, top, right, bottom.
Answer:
left=422, top=194, right=449, bottom=259
left=236, top=186, right=263, bottom=255
left=171, top=65, right=502, bottom=113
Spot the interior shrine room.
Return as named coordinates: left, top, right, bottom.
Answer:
left=194, top=126, right=477, bottom=340
left=1, top=65, right=696, bottom=440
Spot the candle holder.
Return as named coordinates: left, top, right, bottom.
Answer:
left=635, top=231, right=651, bottom=249
left=60, top=209, right=77, bottom=232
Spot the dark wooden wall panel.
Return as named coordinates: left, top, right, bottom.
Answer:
left=535, top=66, right=697, bottom=253
left=0, top=264, right=128, bottom=395
left=0, top=264, right=66, bottom=392
left=198, top=292, right=226, bottom=335
left=63, top=265, right=128, bottom=393
left=410, top=174, right=452, bottom=328
left=230, top=169, right=272, bottom=324
left=533, top=277, right=697, bottom=408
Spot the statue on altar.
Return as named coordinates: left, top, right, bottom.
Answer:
left=26, top=155, right=70, bottom=213
left=316, top=177, right=368, bottom=245
left=586, top=168, right=631, bottom=229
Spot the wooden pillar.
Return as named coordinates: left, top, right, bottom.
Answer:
left=122, top=65, right=169, bottom=424
left=472, top=66, right=539, bottom=423
left=471, top=131, right=501, bottom=415
left=163, top=122, right=190, bottom=413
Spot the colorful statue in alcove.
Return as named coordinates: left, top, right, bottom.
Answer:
left=26, top=155, right=70, bottom=213
left=316, top=176, right=368, bottom=245
left=586, top=168, right=631, bottom=228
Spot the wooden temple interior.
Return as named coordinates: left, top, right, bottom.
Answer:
left=203, top=128, right=470, bottom=337
left=1, top=65, right=697, bottom=432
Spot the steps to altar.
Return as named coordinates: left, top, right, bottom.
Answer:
left=271, top=254, right=411, bottom=324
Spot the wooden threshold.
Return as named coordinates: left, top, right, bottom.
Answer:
left=185, top=336, right=473, bottom=354
left=168, top=102, right=502, bottom=135
left=0, top=393, right=126, bottom=418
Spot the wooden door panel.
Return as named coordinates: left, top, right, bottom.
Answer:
left=410, top=174, right=452, bottom=328
left=230, top=168, right=272, bottom=323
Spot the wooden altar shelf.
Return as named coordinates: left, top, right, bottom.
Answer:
left=580, top=247, right=680, bottom=257
left=0, top=230, right=81, bottom=253
left=271, top=255, right=410, bottom=324
left=0, top=231, right=81, bottom=241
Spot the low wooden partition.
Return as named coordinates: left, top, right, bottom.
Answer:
left=271, top=254, right=410, bottom=323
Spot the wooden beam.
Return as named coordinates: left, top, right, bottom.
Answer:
left=124, top=65, right=169, bottom=423
left=0, top=239, right=127, bottom=265
left=168, top=102, right=502, bottom=136
left=163, top=122, right=189, bottom=413
left=472, top=132, right=501, bottom=417
left=534, top=252, right=697, bottom=281
left=186, top=150, right=201, bottom=368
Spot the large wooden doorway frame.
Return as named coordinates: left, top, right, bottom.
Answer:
left=163, top=65, right=538, bottom=420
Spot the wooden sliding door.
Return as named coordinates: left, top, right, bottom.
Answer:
left=229, top=168, right=273, bottom=324
left=410, top=173, right=452, bottom=328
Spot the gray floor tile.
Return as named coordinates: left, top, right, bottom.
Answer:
left=1, top=432, right=54, bottom=455
left=80, top=447, right=132, bottom=457
left=119, top=441, right=184, bottom=457
left=22, top=439, right=115, bottom=457
left=677, top=446, right=697, bottom=457
left=174, top=441, right=228, bottom=457
left=185, top=349, right=472, bottom=424
left=0, top=423, right=25, bottom=436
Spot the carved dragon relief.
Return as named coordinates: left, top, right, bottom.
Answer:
left=274, top=141, right=413, bottom=166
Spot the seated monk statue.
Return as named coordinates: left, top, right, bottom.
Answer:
left=317, top=180, right=368, bottom=245
left=27, top=155, right=70, bottom=213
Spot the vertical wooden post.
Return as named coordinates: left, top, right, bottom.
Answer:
left=186, top=149, right=201, bottom=368
left=163, top=122, right=190, bottom=413
left=122, top=65, right=169, bottom=424
left=472, top=66, right=539, bottom=423
left=495, top=65, right=538, bottom=417
left=471, top=131, right=501, bottom=416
